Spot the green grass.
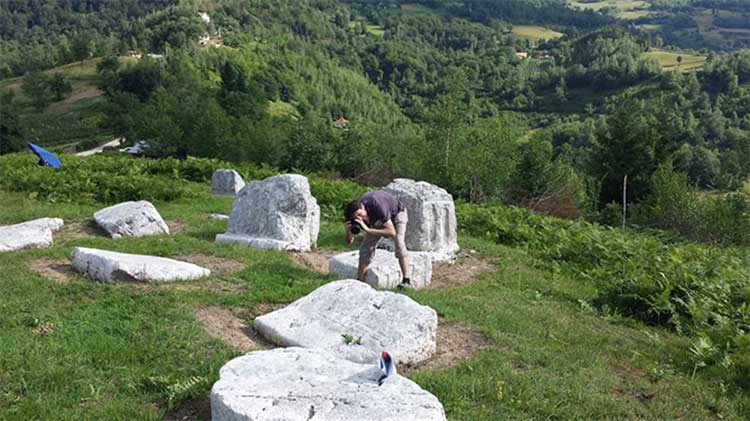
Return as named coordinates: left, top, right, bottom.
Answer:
left=642, top=49, right=707, bottom=72
left=1, top=175, right=748, bottom=418
left=400, top=3, right=442, bottom=18
left=567, top=0, right=651, bottom=19
left=511, top=25, right=564, bottom=42
left=348, top=20, right=385, bottom=36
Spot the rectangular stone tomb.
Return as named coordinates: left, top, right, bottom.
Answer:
left=329, top=249, right=432, bottom=289
left=215, top=174, right=319, bottom=252
left=71, top=247, right=210, bottom=283
left=254, top=280, right=437, bottom=365
left=211, top=347, right=446, bottom=421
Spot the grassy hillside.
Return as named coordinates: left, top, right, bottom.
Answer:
left=0, top=58, right=137, bottom=152
left=642, top=49, right=707, bottom=72
left=0, top=154, right=748, bottom=419
left=511, top=25, right=564, bottom=42
left=567, top=0, right=651, bottom=19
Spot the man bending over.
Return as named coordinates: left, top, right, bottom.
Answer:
left=344, top=190, right=410, bottom=286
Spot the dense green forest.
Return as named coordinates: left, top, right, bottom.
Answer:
left=3, top=0, right=748, bottom=245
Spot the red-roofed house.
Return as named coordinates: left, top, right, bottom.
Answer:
left=334, top=117, right=349, bottom=128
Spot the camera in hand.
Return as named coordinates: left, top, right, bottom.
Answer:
left=349, top=220, right=362, bottom=235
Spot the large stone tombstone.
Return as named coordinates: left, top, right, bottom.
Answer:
left=93, top=201, right=169, bottom=238
left=328, top=250, right=432, bottom=289
left=0, top=217, right=64, bottom=252
left=254, top=280, right=437, bottom=365
left=211, top=169, right=245, bottom=196
left=215, top=174, right=320, bottom=251
left=71, top=247, right=210, bottom=283
left=383, top=178, right=459, bottom=262
left=211, top=347, right=446, bottom=421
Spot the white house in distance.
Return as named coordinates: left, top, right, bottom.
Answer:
left=197, top=11, right=210, bottom=24
left=515, top=51, right=528, bottom=60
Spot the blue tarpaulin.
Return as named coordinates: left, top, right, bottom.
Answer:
left=28, top=142, right=61, bottom=169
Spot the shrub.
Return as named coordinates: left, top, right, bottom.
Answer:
left=456, top=201, right=750, bottom=389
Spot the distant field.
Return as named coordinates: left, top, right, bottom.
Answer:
left=642, top=49, right=707, bottom=72
left=568, top=0, right=651, bottom=19
left=348, top=20, right=385, bottom=36
left=400, top=3, right=438, bottom=17
left=511, top=25, right=564, bottom=42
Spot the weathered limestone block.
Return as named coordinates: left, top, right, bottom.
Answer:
left=254, top=279, right=437, bottom=365
left=211, top=347, right=446, bottom=421
left=71, top=247, right=210, bottom=283
left=382, top=178, right=459, bottom=262
left=215, top=174, right=319, bottom=251
left=329, top=250, right=432, bottom=289
left=93, top=201, right=169, bottom=238
left=0, top=218, right=64, bottom=252
left=211, top=169, right=245, bottom=196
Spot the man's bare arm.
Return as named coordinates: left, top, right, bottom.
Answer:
left=357, top=219, right=396, bottom=238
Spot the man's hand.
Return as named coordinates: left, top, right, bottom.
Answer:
left=344, top=221, right=354, bottom=245
left=353, top=217, right=370, bottom=234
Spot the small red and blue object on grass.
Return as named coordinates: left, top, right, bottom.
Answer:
left=28, top=142, right=61, bottom=169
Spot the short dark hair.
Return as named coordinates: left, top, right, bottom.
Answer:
left=343, top=200, right=360, bottom=221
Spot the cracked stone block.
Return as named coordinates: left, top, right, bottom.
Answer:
left=381, top=178, right=459, bottom=262
left=0, top=218, right=64, bottom=252
left=71, top=247, right=210, bottom=283
left=211, top=347, right=446, bottom=421
left=328, top=249, right=432, bottom=289
left=215, top=174, right=319, bottom=251
left=93, top=201, right=169, bottom=238
left=254, top=279, right=437, bottom=365
left=211, top=169, right=245, bottom=196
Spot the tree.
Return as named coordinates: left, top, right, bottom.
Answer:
left=428, top=67, right=471, bottom=187
left=21, top=70, right=53, bottom=110
left=592, top=97, right=664, bottom=206
left=48, top=73, right=72, bottom=101
left=70, top=32, right=92, bottom=64
left=0, top=91, right=24, bottom=154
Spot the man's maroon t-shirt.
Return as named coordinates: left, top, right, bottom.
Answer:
left=360, top=190, right=403, bottom=227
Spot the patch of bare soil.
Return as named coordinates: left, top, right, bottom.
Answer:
left=404, top=317, right=492, bottom=372
left=248, top=302, right=286, bottom=318
left=163, top=394, right=211, bottom=421
left=290, top=249, right=339, bottom=274
left=195, top=306, right=274, bottom=353
left=172, top=254, right=246, bottom=275
left=430, top=251, right=496, bottom=289
left=56, top=219, right=107, bottom=241
left=27, top=258, right=77, bottom=284
left=166, top=220, right=185, bottom=235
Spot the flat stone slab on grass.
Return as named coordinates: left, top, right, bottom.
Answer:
left=329, top=249, right=432, bottom=289
left=0, top=218, right=64, bottom=252
left=211, top=169, right=245, bottom=196
left=211, top=347, right=446, bottom=421
left=93, top=200, right=169, bottom=238
left=216, top=174, right=319, bottom=251
left=254, top=279, right=437, bottom=365
left=71, top=247, right=210, bottom=283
